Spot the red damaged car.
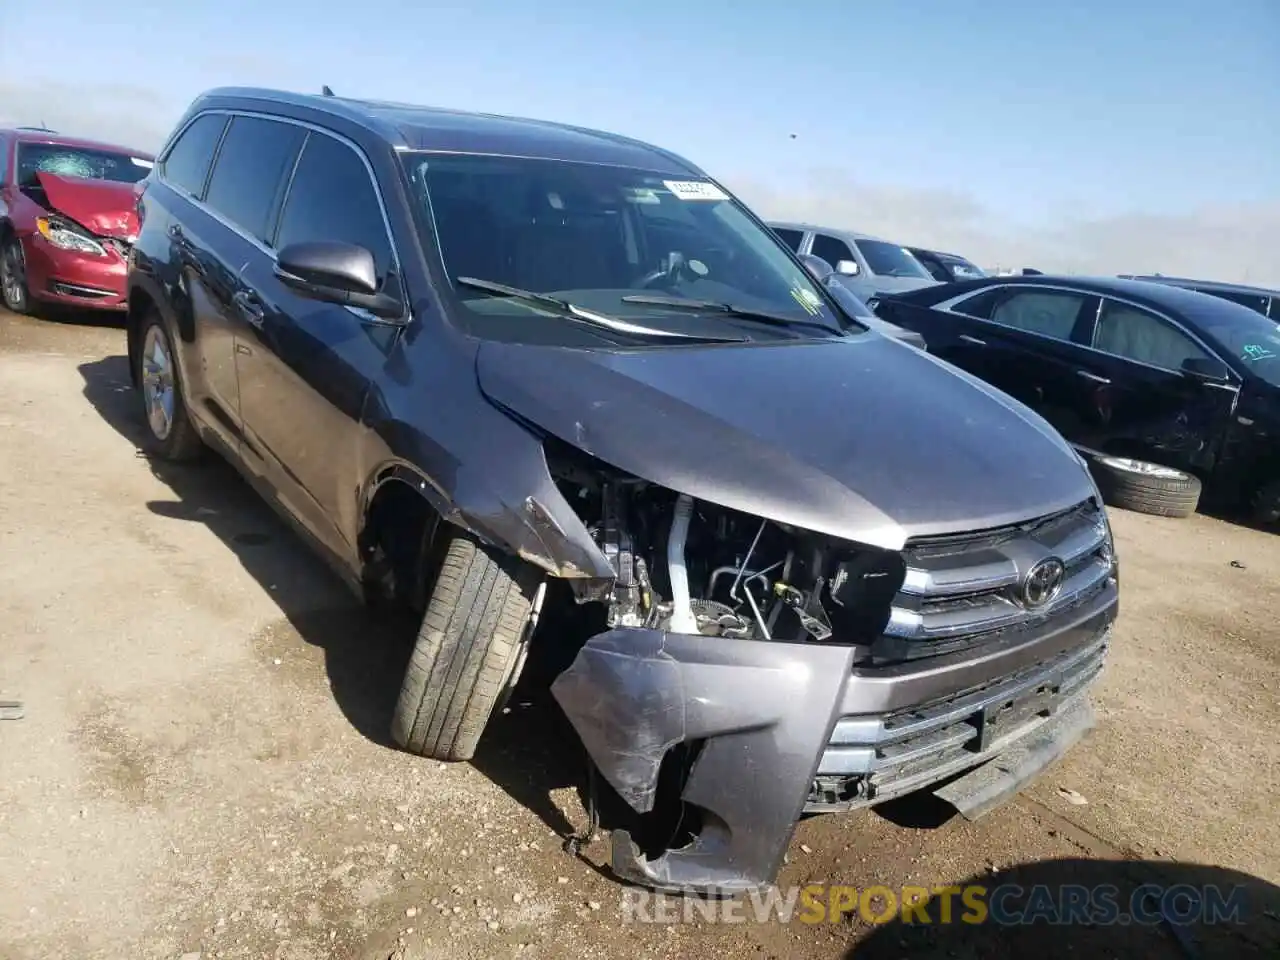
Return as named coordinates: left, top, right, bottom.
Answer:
left=0, top=128, right=154, bottom=315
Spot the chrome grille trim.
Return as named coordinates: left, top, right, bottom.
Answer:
left=808, top=627, right=1110, bottom=807
left=886, top=498, right=1112, bottom=644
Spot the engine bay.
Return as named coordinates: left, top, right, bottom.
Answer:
left=547, top=441, right=907, bottom=652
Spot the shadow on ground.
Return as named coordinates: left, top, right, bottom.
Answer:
left=78, top=354, right=419, bottom=749
left=847, top=857, right=1280, bottom=959
left=77, top=353, right=609, bottom=847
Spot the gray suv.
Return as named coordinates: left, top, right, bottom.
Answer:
left=128, top=87, right=1118, bottom=897
left=769, top=221, right=941, bottom=302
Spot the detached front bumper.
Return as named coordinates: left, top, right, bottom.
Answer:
left=550, top=578, right=1116, bottom=895
left=22, top=233, right=129, bottom=311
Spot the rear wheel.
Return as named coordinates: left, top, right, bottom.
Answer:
left=1090, top=456, right=1201, bottom=518
left=136, top=312, right=203, bottom=461
left=391, top=529, right=544, bottom=761
left=1, top=237, right=30, bottom=314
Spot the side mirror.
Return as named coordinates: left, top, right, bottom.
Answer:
left=1181, top=356, right=1231, bottom=382
left=835, top=259, right=861, bottom=277
left=274, top=241, right=406, bottom=321
left=798, top=253, right=834, bottom=281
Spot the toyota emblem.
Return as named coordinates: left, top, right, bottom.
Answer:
left=1022, top=557, right=1066, bottom=608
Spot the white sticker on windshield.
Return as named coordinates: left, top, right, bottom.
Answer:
left=131, top=157, right=154, bottom=169
left=663, top=180, right=729, bottom=201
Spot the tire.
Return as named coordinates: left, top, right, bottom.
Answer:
left=392, top=530, right=543, bottom=761
left=1251, top=479, right=1280, bottom=526
left=1, top=236, right=31, bottom=314
left=1089, top=455, right=1202, bottom=518
left=135, top=310, right=203, bottom=461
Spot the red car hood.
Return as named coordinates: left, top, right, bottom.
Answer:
left=35, top=172, right=139, bottom=240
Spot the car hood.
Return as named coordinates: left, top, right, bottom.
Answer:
left=475, top=333, right=1093, bottom=550
left=35, top=172, right=139, bottom=239
left=864, top=275, right=940, bottom=293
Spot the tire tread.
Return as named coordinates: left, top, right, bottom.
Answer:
left=392, top=531, right=539, bottom=761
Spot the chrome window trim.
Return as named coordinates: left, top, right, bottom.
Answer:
left=155, top=108, right=404, bottom=285
left=936, top=282, right=1240, bottom=383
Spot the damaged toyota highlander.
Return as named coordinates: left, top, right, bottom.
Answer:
left=127, top=88, right=1119, bottom=896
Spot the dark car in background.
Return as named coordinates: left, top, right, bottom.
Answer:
left=126, top=87, right=1116, bottom=896
left=874, top=275, right=1280, bottom=524
left=0, top=128, right=154, bottom=315
left=1121, top=275, right=1280, bottom=323
left=909, top=247, right=987, bottom=283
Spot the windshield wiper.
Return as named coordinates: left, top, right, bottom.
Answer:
left=620, top=294, right=846, bottom=337
left=456, top=278, right=747, bottom=342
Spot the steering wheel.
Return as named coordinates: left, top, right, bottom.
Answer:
left=637, top=266, right=676, bottom=289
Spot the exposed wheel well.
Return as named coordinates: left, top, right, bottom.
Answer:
left=359, top=477, right=441, bottom=612
left=126, top=287, right=158, bottom=387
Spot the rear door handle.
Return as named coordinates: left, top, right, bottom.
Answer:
left=233, top=290, right=266, bottom=328
left=958, top=334, right=986, bottom=346
left=1075, top=369, right=1111, bottom=384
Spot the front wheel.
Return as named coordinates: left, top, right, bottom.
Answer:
left=1251, top=479, right=1280, bottom=526
left=391, top=530, right=544, bottom=761
left=1, top=237, right=31, bottom=314
left=135, top=312, right=203, bottom=461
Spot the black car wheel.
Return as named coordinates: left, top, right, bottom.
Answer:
left=391, top=529, right=544, bottom=761
left=1251, top=479, right=1280, bottom=526
left=1090, top=456, right=1202, bottom=518
left=1, top=237, right=31, bottom=314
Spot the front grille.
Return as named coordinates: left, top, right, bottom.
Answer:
left=804, top=498, right=1117, bottom=812
left=807, top=627, right=1109, bottom=811
left=873, top=498, right=1113, bottom=662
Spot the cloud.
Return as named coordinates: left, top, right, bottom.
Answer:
left=3, top=83, right=1275, bottom=287
left=0, top=80, right=183, bottom=153
left=728, top=169, right=1280, bottom=287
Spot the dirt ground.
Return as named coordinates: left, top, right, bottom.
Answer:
left=1, top=307, right=1278, bottom=960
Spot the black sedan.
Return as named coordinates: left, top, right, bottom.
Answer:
left=874, top=275, right=1280, bottom=524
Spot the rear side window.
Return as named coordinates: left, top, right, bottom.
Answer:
left=989, top=289, right=1088, bottom=341
left=161, top=113, right=227, bottom=198
left=204, top=116, right=305, bottom=243
left=275, top=132, right=394, bottom=282
left=950, top=287, right=1004, bottom=319
left=811, top=234, right=855, bottom=269
left=0, top=135, right=9, bottom=184
left=772, top=227, right=803, bottom=252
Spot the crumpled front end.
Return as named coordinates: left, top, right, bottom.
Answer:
left=546, top=455, right=1118, bottom=894
left=20, top=172, right=138, bottom=310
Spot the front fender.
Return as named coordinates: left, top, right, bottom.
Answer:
left=358, top=445, right=613, bottom=583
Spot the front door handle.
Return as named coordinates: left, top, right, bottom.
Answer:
left=1075, top=369, right=1111, bottom=385
left=958, top=334, right=986, bottom=346
left=233, top=290, right=266, bottom=328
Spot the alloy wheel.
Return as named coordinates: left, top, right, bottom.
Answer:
left=141, top=324, right=176, bottom=441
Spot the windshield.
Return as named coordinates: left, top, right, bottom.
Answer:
left=399, top=152, right=846, bottom=346
left=940, top=256, right=987, bottom=280
left=16, top=142, right=152, bottom=186
left=1200, top=301, right=1280, bottom=388
left=855, top=239, right=934, bottom=279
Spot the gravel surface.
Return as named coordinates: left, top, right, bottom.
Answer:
left=1, top=308, right=1277, bottom=959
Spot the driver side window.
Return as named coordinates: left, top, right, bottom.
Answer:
left=274, top=131, right=395, bottom=284
left=811, top=234, right=854, bottom=269
left=1093, top=299, right=1210, bottom=371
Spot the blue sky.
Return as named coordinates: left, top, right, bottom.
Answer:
left=2, top=0, right=1277, bottom=277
